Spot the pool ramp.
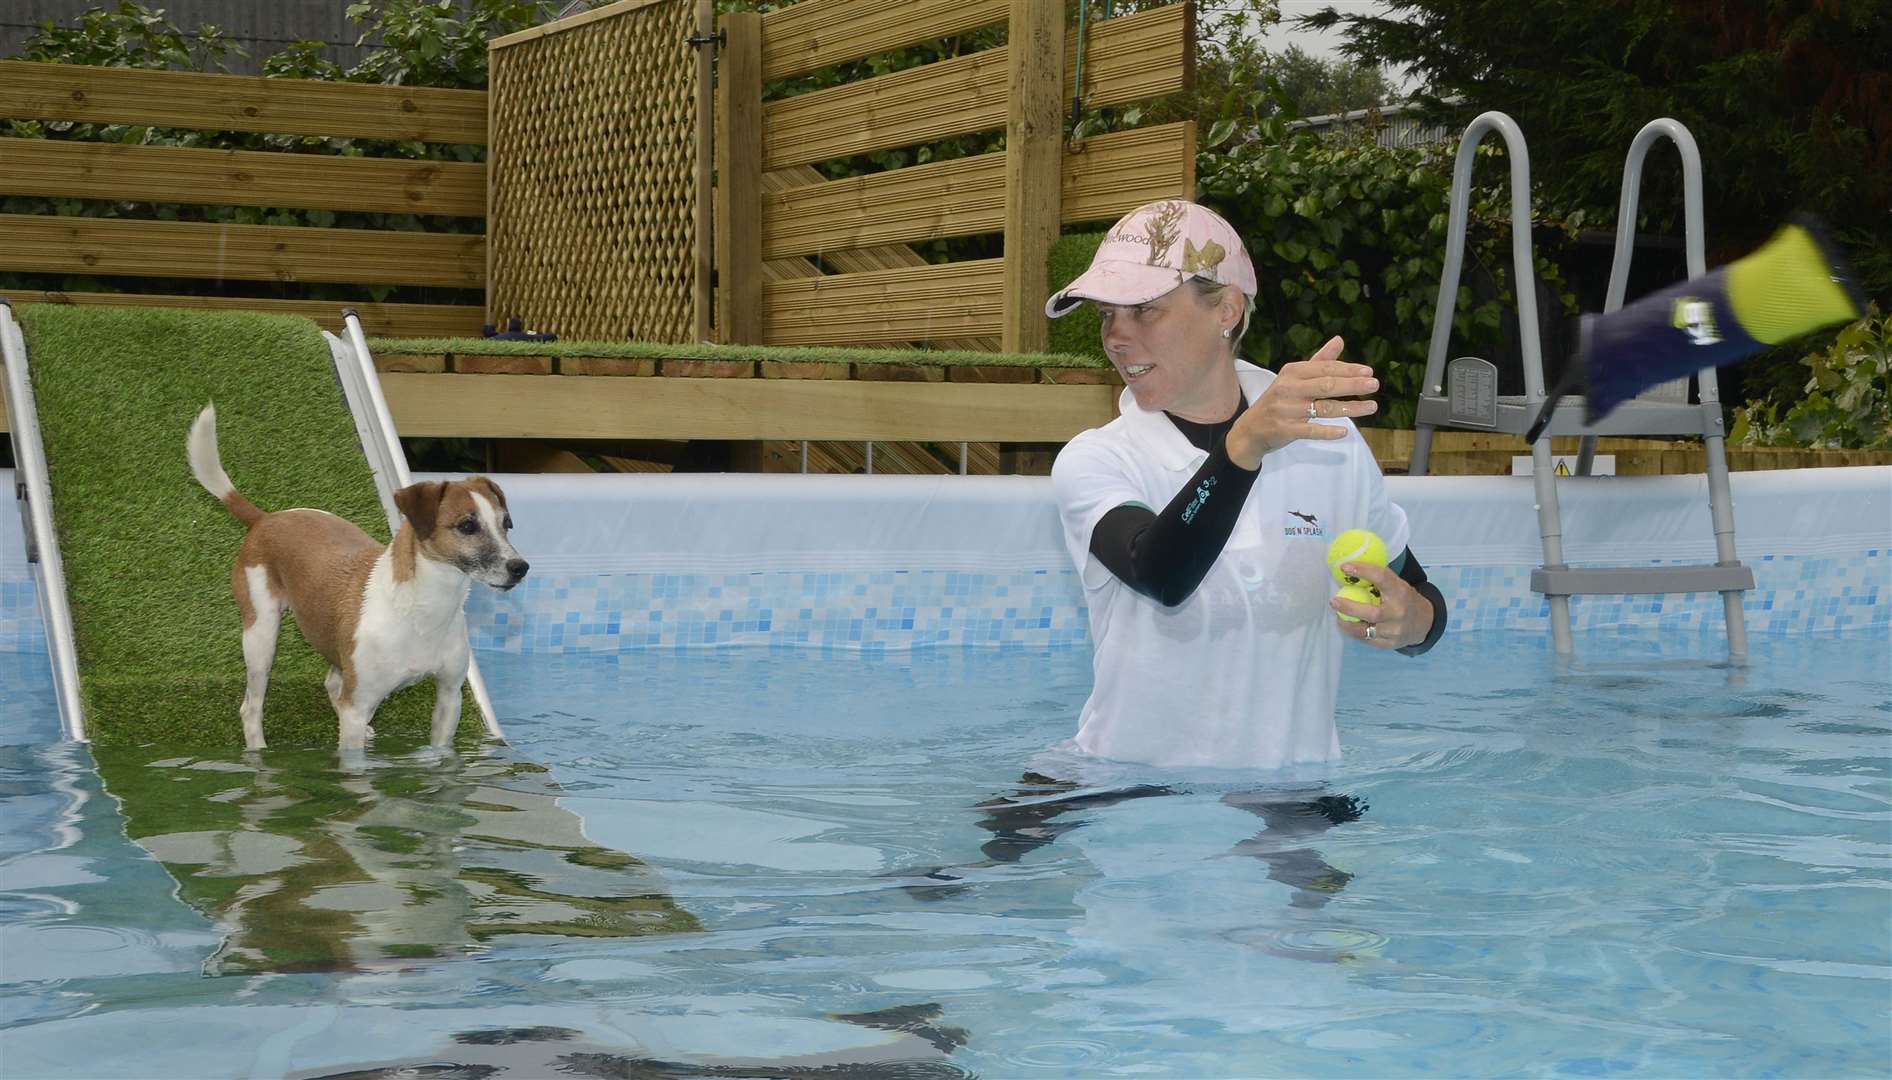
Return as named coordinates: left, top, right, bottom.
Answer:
left=0, top=300, right=501, bottom=746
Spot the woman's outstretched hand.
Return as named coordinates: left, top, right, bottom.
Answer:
left=1226, top=336, right=1379, bottom=471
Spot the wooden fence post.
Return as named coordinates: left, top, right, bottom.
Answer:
left=715, top=11, right=764, bottom=343
left=1000, top=0, right=1064, bottom=354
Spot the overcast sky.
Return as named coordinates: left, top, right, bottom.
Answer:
left=1256, top=0, right=1421, bottom=92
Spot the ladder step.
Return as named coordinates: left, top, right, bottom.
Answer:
left=1531, top=564, right=1755, bottom=596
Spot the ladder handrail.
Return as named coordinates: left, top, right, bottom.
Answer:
left=1, top=300, right=86, bottom=741
left=1421, top=110, right=1547, bottom=402
left=331, top=311, right=505, bottom=741
left=1607, top=118, right=1707, bottom=304
left=1602, top=117, right=1723, bottom=410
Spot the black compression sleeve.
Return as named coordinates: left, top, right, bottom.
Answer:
left=1087, top=435, right=1260, bottom=606
left=1393, top=548, right=1448, bottom=656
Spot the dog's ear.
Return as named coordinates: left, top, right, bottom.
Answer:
left=468, top=475, right=508, bottom=512
left=394, top=481, right=445, bottom=540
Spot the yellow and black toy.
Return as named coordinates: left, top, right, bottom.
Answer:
left=1528, top=216, right=1866, bottom=441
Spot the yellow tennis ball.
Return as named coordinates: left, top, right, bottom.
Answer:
left=1326, top=528, right=1388, bottom=585
left=1334, top=581, right=1382, bottom=623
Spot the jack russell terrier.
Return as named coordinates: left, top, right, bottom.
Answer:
left=187, top=403, right=527, bottom=751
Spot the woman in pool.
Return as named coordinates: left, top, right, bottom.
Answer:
left=907, top=201, right=1445, bottom=906
left=1046, top=199, right=1447, bottom=770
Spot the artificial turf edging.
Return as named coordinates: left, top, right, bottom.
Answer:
left=366, top=335, right=1110, bottom=369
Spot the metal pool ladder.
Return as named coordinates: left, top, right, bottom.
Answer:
left=1406, top=113, right=1753, bottom=658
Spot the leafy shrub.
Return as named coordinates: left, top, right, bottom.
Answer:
left=12, top=0, right=239, bottom=71
left=1199, top=133, right=1579, bottom=426
left=1731, top=309, right=1891, bottom=451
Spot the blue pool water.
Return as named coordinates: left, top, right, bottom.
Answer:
left=1, top=632, right=1888, bottom=1078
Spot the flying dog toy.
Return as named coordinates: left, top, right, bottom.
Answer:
left=1527, top=216, right=1865, bottom=442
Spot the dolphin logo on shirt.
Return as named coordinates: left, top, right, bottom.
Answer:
left=1284, top=510, right=1324, bottom=538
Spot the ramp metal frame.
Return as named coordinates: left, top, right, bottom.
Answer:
left=2, top=299, right=86, bottom=741
left=330, top=309, right=504, bottom=740
left=1407, top=112, right=1752, bottom=657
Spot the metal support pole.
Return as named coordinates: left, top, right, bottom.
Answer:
left=336, top=310, right=506, bottom=739
left=1, top=300, right=85, bottom=741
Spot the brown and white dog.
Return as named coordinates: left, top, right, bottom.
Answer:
left=187, top=403, right=527, bottom=751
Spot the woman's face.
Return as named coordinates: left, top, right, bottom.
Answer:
left=1095, top=284, right=1238, bottom=418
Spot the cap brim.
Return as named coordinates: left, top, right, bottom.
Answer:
left=1044, top=262, right=1188, bottom=318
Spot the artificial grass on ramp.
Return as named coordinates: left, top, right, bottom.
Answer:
left=17, top=304, right=465, bottom=748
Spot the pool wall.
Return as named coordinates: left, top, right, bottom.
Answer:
left=2, top=466, right=1886, bottom=656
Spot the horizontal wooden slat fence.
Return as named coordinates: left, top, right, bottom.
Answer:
left=759, top=0, right=1010, bottom=81
left=766, top=259, right=1006, bottom=346
left=2, top=215, right=485, bottom=287
left=719, top=0, right=1197, bottom=353
left=763, top=122, right=1196, bottom=261
left=0, top=59, right=488, bottom=338
left=0, top=139, right=486, bottom=216
left=0, top=61, right=488, bottom=142
left=759, top=164, right=1000, bottom=352
left=761, top=4, right=1192, bottom=172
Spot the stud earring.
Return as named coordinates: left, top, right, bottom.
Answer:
left=1221, top=326, right=1235, bottom=339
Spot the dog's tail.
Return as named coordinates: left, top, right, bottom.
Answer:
left=187, top=403, right=265, bottom=528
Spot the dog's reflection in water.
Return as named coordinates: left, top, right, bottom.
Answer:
left=92, top=742, right=698, bottom=976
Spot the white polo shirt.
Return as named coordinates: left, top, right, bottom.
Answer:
left=1051, top=360, right=1410, bottom=769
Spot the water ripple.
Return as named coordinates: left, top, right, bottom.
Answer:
left=1000, top=1037, right=1118, bottom=1071
left=1224, top=924, right=1390, bottom=964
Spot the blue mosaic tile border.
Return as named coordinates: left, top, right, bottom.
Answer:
left=463, top=568, right=1094, bottom=653
left=3, top=550, right=1884, bottom=657
left=1433, top=549, right=1888, bottom=637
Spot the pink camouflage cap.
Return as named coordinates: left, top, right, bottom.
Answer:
left=1046, top=199, right=1258, bottom=318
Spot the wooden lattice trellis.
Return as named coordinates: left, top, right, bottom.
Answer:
left=487, top=0, right=702, bottom=343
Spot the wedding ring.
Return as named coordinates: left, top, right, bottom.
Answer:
left=1365, top=624, right=1377, bottom=640
left=1307, top=402, right=1320, bottom=420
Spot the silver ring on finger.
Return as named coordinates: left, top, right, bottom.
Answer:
left=1364, top=624, right=1377, bottom=640
left=1306, top=401, right=1320, bottom=420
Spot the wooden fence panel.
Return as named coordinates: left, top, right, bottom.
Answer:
left=0, top=138, right=485, bottom=216
left=762, top=122, right=1194, bottom=260
left=487, top=0, right=700, bottom=342
left=762, top=4, right=1191, bottom=170
left=764, top=154, right=1004, bottom=260
left=0, top=60, right=488, bottom=143
left=760, top=164, right=1000, bottom=352
left=1061, top=122, right=1197, bottom=223
left=0, top=214, right=483, bottom=287
left=759, top=0, right=1008, bottom=80
left=764, top=259, right=1003, bottom=346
